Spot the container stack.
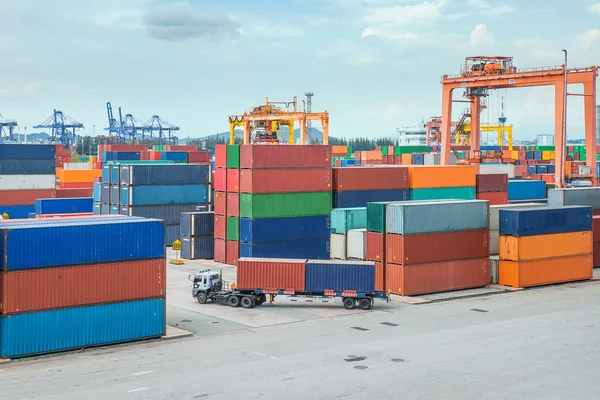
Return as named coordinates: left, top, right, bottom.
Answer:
left=225, top=145, right=240, bottom=265
left=498, top=206, right=593, bottom=288
left=56, top=169, right=101, bottom=190
left=332, top=166, right=409, bottom=208
left=181, top=211, right=214, bottom=260
left=476, top=173, right=508, bottom=205
left=0, top=216, right=166, bottom=358
left=213, top=144, right=228, bottom=263
left=507, top=180, right=547, bottom=203
left=408, top=166, right=477, bottom=200
left=0, top=144, right=57, bottom=219
left=385, top=200, right=490, bottom=296
left=237, top=145, right=332, bottom=260
left=330, top=208, right=367, bottom=260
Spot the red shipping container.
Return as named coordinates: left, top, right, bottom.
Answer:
left=476, top=173, right=508, bottom=192
left=240, top=168, right=331, bottom=194
left=375, top=261, right=384, bottom=292
left=366, top=231, right=385, bottom=261
left=514, top=165, right=527, bottom=178
left=169, top=145, right=198, bottom=151
left=215, top=144, right=227, bottom=168
left=0, top=189, right=56, bottom=206
left=214, top=191, right=226, bottom=215
left=240, top=145, right=331, bottom=169
left=188, top=151, right=210, bottom=163
left=59, top=182, right=94, bottom=189
left=394, top=157, right=403, bottom=165
left=214, top=215, right=226, bottom=239
left=0, top=259, right=165, bottom=315
left=594, top=209, right=600, bottom=217
left=476, top=191, right=508, bottom=205
left=386, top=258, right=489, bottom=296
left=55, top=188, right=93, bottom=198
left=93, top=176, right=102, bottom=183
left=227, top=193, right=239, bottom=217
left=214, top=239, right=226, bottom=263
left=594, top=242, right=600, bottom=267
left=227, top=168, right=240, bottom=193
left=354, top=151, right=361, bottom=160
left=593, top=216, right=600, bottom=241
left=214, top=168, right=227, bottom=192
left=149, top=151, right=162, bottom=160
left=237, top=258, right=305, bottom=291
left=333, top=166, right=408, bottom=191
left=386, top=230, right=489, bottom=265
left=335, top=160, right=342, bottom=167
left=226, top=240, right=239, bottom=265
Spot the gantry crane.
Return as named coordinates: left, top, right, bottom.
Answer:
left=0, top=114, right=18, bottom=141
left=440, top=56, right=598, bottom=187
left=105, top=102, right=146, bottom=143
left=34, top=109, right=83, bottom=145
left=143, top=115, right=179, bottom=144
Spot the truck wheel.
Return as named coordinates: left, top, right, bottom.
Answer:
left=343, top=297, right=356, bottom=310
left=197, top=293, right=207, bottom=304
left=241, top=296, right=254, bottom=309
left=358, top=298, right=371, bottom=310
left=228, top=295, right=241, bottom=307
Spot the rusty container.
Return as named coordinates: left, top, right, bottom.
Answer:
left=226, top=240, right=239, bottom=265
left=499, top=231, right=592, bottom=261
left=366, top=231, right=385, bottom=261
left=213, top=191, right=226, bottom=215
left=227, top=168, right=240, bottom=193
left=214, top=238, right=226, bottom=263
left=0, top=259, right=165, bottom=315
left=240, top=145, right=331, bottom=169
left=240, top=168, right=332, bottom=194
left=227, top=193, right=239, bottom=217
left=236, top=258, right=306, bottom=291
left=332, top=166, right=408, bottom=191
left=499, top=254, right=593, bottom=288
left=386, top=230, right=489, bottom=265
left=214, top=215, right=226, bottom=240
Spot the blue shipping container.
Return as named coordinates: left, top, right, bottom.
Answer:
left=120, top=164, right=210, bottom=186
left=181, top=236, right=214, bottom=259
left=481, top=146, right=501, bottom=151
left=526, top=151, right=535, bottom=160
left=333, top=189, right=409, bottom=209
left=0, top=218, right=165, bottom=270
left=412, top=153, right=424, bottom=165
left=122, top=204, right=208, bottom=225
left=104, top=151, right=141, bottom=162
left=0, top=159, right=55, bottom=175
left=161, top=152, right=188, bottom=162
left=499, top=206, right=592, bottom=237
left=305, top=260, right=375, bottom=293
left=0, top=144, right=56, bottom=160
left=101, top=184, right=110, bottom=203
left=110, top=165, right=120, bottom=184
left=110, top=185, right=120, bottom=205
left=93, top=202, right=101, bottom=215
left=240, top=216, right=330, bottom=243
left=240, top=239, right=330, bottom=260
left=508, top=180, right=546, bottom=200
left=165, top=224, right=180, bottom=245
left=527, top=165, right=536, bottom=176
left=110, top=205, right=119, bottom=214
left=102, top=164, right=111, bottom=183
left=340, top=160, right=356, bottom=167
left=120, top=184, right=208, bottom=206
left=330, top=208, right=366, bottom=234
left=0, top=205, right=35, bottom=219
left=534, top=151, right=542, bottom=160
left=537, top=165, right=548, bottom=174
left=0, top=298, right=165, bottom=358
left=547, top=164, right=556, bottom=174
left=93, top=182, right=102, bottom=202
left=101, top=203, right=109, bottom=214
left=180, top=211, right=214, bottom=236
left=35, top=197, right=93, bottom=215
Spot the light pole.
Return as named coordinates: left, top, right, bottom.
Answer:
left=561, top=49, right=568, bottom=186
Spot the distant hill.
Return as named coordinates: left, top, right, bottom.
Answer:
left=1, top=132, right=51, bottom=142
left=198, top=128, right=324, bottom=143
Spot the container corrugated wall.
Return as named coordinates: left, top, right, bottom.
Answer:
left=240, top=146, right=331, bottom=169
left=239, top=216, right=330, bottom=243
left=240, top=168, right=332, bottom=193
left=240, top=192, right=331, bottom=218
left=121, top=204, right=208, bottom=225
left=330, top=208, right=367, bottom=234
left=499, top=231, right=593, bottom=261
left=305, top=260, right=375, bottom=293
left=0, top=159, right=55, bottom=175
left=240, top=239, right=330, bottom=259
left=507, top=180, right=546, bottom=200
left=181, top=236, right=214, bottom=260
left=408, top=187, right=475, bottom=201
left=499, top=206, right=592, bottom=236
left=236, top=258, right=306, bottom=291
left=547, top=187, right=600, bottom=210
left=0, top=175, right=56, bottom=190
left=330, top=234, right=347, bottom=259
left=408, top=165, right=476, bottom=188
left=333, top=189, right=409, bottom=209
left=180, top=212, right=214, bottom=237
left=0, top=144, right=56, bottom=159
left=35, top=197, right=93, bottom=215
left=489, top=203, right=548, bottom=231
left=120, top=184, right=208, bottom=206
left=499, top=255, right=592, bottom=288
left=333, top=167, right=408, bottom=191
left=347, top=229, right=366, bottom=260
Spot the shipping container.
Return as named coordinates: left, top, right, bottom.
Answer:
left=226, top=240, right=239, bottom=265
left=110, top=185, right=120, bottom=205
left=489, top=203, right=549, bottom=231
left=63, top=162, right=90, bottom=170
left=332, top=167, right=408, bottom=191
left=408, top=165, right=476, bottom=188
left=181, top=236, right=214, bottom=260
left=240, top=192, right=331, bottom=218
left=240, top=168, right=332, bottom=193
left=409, top=187, right=476, bottom=201
left=227, top=168, right=240, bottom=193
left=240, top=145, right=331, bottom=169
left=478, top=163, right=515, bottom=178
left=35, top=197, right=93, bottom=215
left=239, top=216, right=330, bottom=242
left=366, top=231, right=384, bottom=261
left=499, top=231, right=592, bottom=261
left=214, top=168, right=226, bottom=192
left=305, top=260, right=375, bottom=293
left=499, top=255, right=592, bottom=288
left=333, top=188, right=409, bottom=209
left=594, top=215, right=600, bottom=241
left=374, top=261, right=384, bottom=291
left=227, top=192, right=239, bottom=217
left=165, top=224, right=180, bottom=246
left=93, top=202, right=101, bottom=215
left=499, top=206, right=592, bottom=236
left=180, top=212, right=214, bottom=237
left=386, top=258, right=490, bottom=296
left=101, top=203, right=109, bottom=215
left=226, top=216, right=239, bottom=241
left=386, top=200, right=489, bottom=235
left=0, top=205, right=35, bottom=219
left=120, top=164, right=209, bottom=186
left=476, top=191, right=508, bottom=205
left=215, top=145, right=227, bottom=168
left=347, top=229, right=366, bottom=260
left=548, top=187, right=600, bottom=210
left=0, top=175, right=55, bottom=190
left=120, top=204, right=207, bottom=225
left=330, top=233, right=347, bottom=259
left=214, top=238, right=226, bottom=263
left=0, top=144, right=56, bottom=160
left=0, top=189, right=56, bottom=206
left=110, top=165, right=120, bottom=184
left=120, top=184, right=208, bottom=206
left=187, top=151, right=211, bottom=163
left=0, top=298, right=165, bottom=358
left=0, top=218, right=165, bottom=270
left=594, top=242, right=600, bottom=267
left=0, top=259, right=165, bottom=314
left=330, top=208, right=366, bottom=234
left=386, top=229, right=489, bottom=265
left=507, top=180, right=546, bottom=200
left=476, top=173, right=508, bottom=192
left=227, top=145, right=240, bottom=169
left=214, top=191, right=226, bottom=215
left=214, top=215, right=226, bottom=240
left=236, top=258, right=306, bottom=291
left=0, top=159, right=55, bottom=175
left=240, top=239, right=330, bottom=260
left=366, top=201, right=408, bottom=233
left=161, top=151, right=188, bottom=162
left=57, top=170, right=101, bottom=184
left=93, top=183, right=102, bottom=202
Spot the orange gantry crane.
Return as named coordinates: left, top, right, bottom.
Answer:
left=440, top=56, right=598, bottom=187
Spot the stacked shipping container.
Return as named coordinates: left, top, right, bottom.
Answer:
left=476, top=173, right=508, bottom=205
left=330, top=208, right=367, bottom=259
left=507, top=180, right=547, bottom=203
left=408, top=166, right=477, bottom=200
left=181, top=211, right=214, bottom=260
left=213, top=144, right=228, bottom=263
left=332, top=166, right=409, bottom=208
left=35, top=197, right=93, bottom=218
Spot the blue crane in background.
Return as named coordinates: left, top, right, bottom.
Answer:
left=143, top=115, right=179, bottom=144
left=0, top=113, right=18, bottom=141
left=106, top=102, right=176, bottom=144
left=34, top=109, right=83, bottom=145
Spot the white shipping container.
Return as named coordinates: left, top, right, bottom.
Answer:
left=330, top=233, right=347, bottom=260
left=64, top=162, right=91, bottom=170
left=478, top=163, right=515, bottom=179
left=347, top=229, right=366, bottom=260
left=489, top=203, right=548, bottom=231
left=423, top=153, right=441, bottom=166
left=0, top=174, right=56, bottom=190
left=490, top=229, right=499, bottom=255
left=489, top=255, right=499, bottom=284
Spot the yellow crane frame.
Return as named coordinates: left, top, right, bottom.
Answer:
left=460, top=121, right=513, bottom=150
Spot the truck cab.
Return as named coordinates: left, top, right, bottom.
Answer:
left=192, top=270, right=222, bottom=298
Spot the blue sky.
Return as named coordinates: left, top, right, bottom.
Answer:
left=0, top=0, right=598, bottom=140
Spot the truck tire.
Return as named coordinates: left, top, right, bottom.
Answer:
left=241, top=296, right=254, bottom=309
left=343, top=297, right=356, bottom=310
left=197, top=293, right=207, bottom=304
left=228, top=295, right=241, bottom=307
left=358, top=298, right=371, bottom=310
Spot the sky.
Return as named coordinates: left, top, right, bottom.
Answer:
left=0, top=0, right=599, bottom=141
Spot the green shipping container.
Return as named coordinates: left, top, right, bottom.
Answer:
left=240, top=192, right=332, bottom=218
left=330, top=207, right=367, bottom=234
left=397, top=145, right=430, bottom=155
left=535, top=146, right=555, bottom=151
left=347, top=146, right=353, bottom=157
left=394, top=146, right=402, bottom=156
left=226, top=216, right=239, bottom=241
left=227, top=145, right=240, bottom=169
left=596, top=154, right=600, bottom=161
left=381, top=147, right=388, bottom=156
left=409, top=187, right=476, bottom=201
left=581, top=152, right=587, bottom=161
left=366, top=202, right=389, bottom=233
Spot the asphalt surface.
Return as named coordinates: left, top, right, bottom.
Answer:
left=2, top=278, right=600, bottom=400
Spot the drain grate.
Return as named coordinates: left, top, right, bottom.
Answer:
left=353, top=365, right=368, bottom=370
left=380, top=322, right=399, bottom=327
left=351, top=326, right=370, bottom=331
left=181, top=319, right=192, bottom=323
left=470, top=308, right=489, bottom=313
left=390, top=358, right=405, bottom=363
left=344, top=356, right=366, bottom=362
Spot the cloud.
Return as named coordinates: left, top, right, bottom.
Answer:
left=470, top=24, right=494, bottom=47
left=317, top=39, right=378, bottom=67
left=24, top=83, right=40, bottom=94
left=589, top=4, right=600, bottom=15
left=467, top=0, right=515, bottom=15
left=143, top=1, right=240, bottom=41
left=577, top=29, right=600, bottom=50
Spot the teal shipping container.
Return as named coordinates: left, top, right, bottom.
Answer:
left=120, top=184, right=208, bottom=206
left=330, top=208, right=367, bottom=234
left=409, top=187, right=476, bottom=201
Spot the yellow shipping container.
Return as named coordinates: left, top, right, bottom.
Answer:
left=549, top=150, right=555, bottom=159
left=58, top=169, right=102, bottom=183
left=542, top=151, right=552, bottom=160
left=408, top=165, right=476, bottom=188
left=510, top=151, right=519, bottom=160
left=499, top=231, right=593, bottom=262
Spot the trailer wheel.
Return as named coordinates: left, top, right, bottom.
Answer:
left=358, top=298, right=371, bottom=310
left=197, top=293, right=207, bottom=304
left=228, top=295, right=241, bottom=307
left=343, top=297, right=356, bottom=310
left=241, top=296, right=254, bottom=309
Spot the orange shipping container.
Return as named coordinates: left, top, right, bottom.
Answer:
left=331, top=145, right=347, bottom=155
left=408, top=165, right=476, bottom=189
left=58, top=169, right=102, bottom=183
left=499, top=231, right=592, bottom=261
left=499, top=255, right=592, bottom=288
left=401, top=154, right=412, bottom=165
left=366, top=150, right=383, bottom=161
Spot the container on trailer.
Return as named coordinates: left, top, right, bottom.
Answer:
left=180, top=211, right=214, bottom=237
left=347, top=229, right=366, bottom=260
left=120, top=164, right=209, bottom=186
left=409, top=187, right=476, bottom=201
left=499, top=231, right=593, bottom=261
left=214, top=238, right=226, bottom=263
left=0, top=144, right=56, bottom=160
left=0, top=175, right=55, bottom=190
left=240, top=145, right=331, bottom=169
left=333, top=189, right=409, bottom=209
left=498, top=206, right=592, bottom=237
left=239, top=216, right=330, bottom=243
left=181, top=236, right=214, bottom=260
left=330, top=208, right=366, bottom=234
left=120, top=184, right=208, bottom=206
left=35, top=198, right=93, bottom=216
left=120, top=204, right=207, bottom=225
left=227, top=169, right=240, bottom=193
left=499, top=255, right=593, bottom=288
left=226, top=240, right=239, bottom=265
left=240, top=168, right=332, bottom=194
left=0, top=189, right=56, bottom=206
left=0, top=298, right=166, bottom=359
left=305, top=260, right=375, bottom=293
left=547, top=187, right=600, bottom=210
left=476, top=173, right=508, bottom=192
left=366, top=231, right=384, bottom=261
left=478, top=164, right=515, bottom=178
left=330, top=233, right=347, bottom=259
left=236, top=258, right=306, bottom=291
left=507, top=180, right=546, bottom=200
left=240, top=239, right=330, bottom=260
left=240, top=192, right=331, bottom=219
left=227, top=193, right=239, bottom=217
left=0, top=159, right=55, bottom=175
left=214, top=191, right=226, bottom=215
left=408, top=165, right=476, bottom=188
left=332, top=167, right=408, bottom=191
